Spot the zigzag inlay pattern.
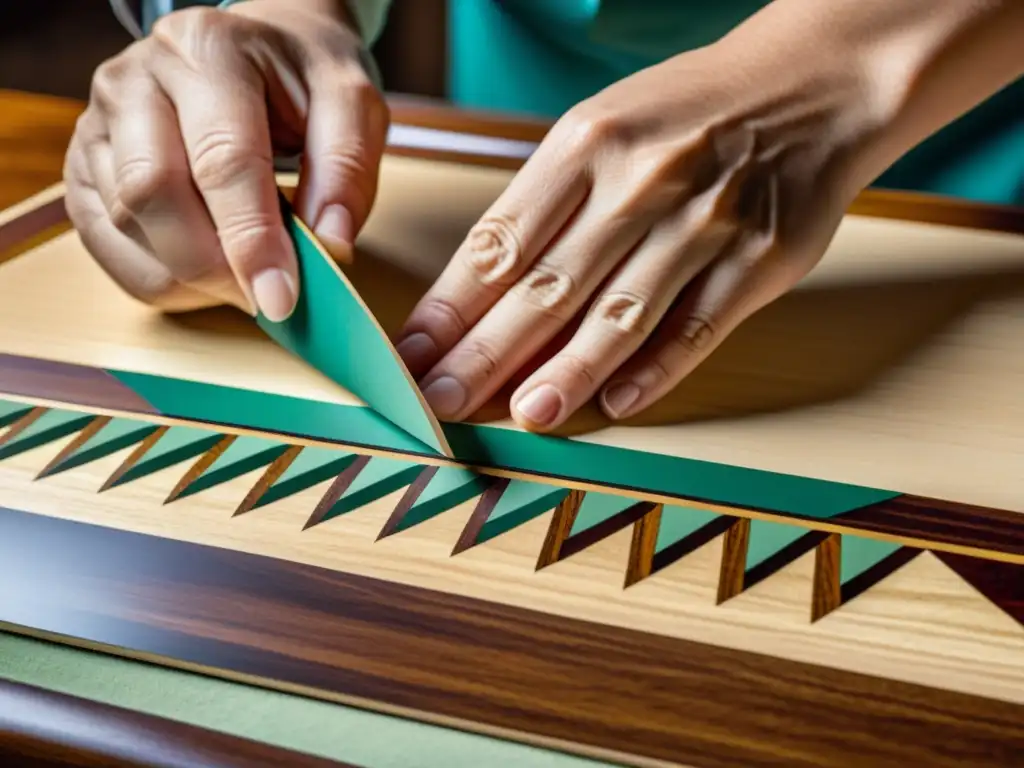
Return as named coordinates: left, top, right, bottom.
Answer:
left=0, top=397, right=1018, bottom=626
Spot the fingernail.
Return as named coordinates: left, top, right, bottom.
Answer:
left=421, top=376, right=466, bottom=418
left=601, top=382, right=640, bottom=418
left=251, top=268, right=297, bottom=322
left=315, top=204, right=354, bottom=258
left=395, top=332, right=438, bottom=376
left=514, top=384, right=563, bottom=426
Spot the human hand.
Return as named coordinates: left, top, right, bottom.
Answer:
left=396, top=33, right=890, bottom=431
left=64, top=0, right=388, bottom=320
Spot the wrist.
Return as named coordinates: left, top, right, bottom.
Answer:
left=722, top=0, right=1024, bottom=195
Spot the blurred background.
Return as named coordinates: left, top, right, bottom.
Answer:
left=0, top=0, right=448, bottom=101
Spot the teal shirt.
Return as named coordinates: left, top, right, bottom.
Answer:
left=125, top=0, right=1023, bottom=206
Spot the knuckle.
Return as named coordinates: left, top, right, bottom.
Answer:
left=560, top=105, right=629, bottom=153
left=511, top=264, right=577, bottom=318
left=214, top=215, right=282, bottom=274
left=458, top=216, right=525, bottom=286
left=554, top=352, right=598, bottom=389
left=89, top=58, right=129, bottom=111
left=115, top=157, right=180, bottom=215
left=411, top=296, right=470, bottom=341
left=670, top=315, right=717, bottom=355
left=453, top=339, right=501, bottom=381
left=189, top=130, right=259, bottom=190
left=593, top=290, right=651, bottom=335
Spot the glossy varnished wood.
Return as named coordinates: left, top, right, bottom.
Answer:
left=1, top=506, right=1022, bottom=768
left=0, top=678, right=351, bottom=767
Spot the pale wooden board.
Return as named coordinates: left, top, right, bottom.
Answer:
left=0, top=158, right=1022, bottom=514
left=0, top=428, right=1020, bottom=706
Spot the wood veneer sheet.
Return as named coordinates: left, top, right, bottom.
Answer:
left=257, top=195, right=452, bottom=458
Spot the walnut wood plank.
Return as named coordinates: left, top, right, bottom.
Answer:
left=1, top=506, right=1022, bottom=768
left=0, top=677, right=352, bottom=767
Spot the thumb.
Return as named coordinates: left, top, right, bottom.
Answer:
left=294, top=65, right=389, bottom=261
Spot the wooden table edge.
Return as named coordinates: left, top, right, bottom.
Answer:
left=0, top=676, right=355, bottom=767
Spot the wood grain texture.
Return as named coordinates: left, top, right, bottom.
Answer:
left=2, top=506, right=1023, bottom=768
left=0, top=677, right=351, bottom=767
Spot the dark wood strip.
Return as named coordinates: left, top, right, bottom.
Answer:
left=165, top=434, right=236, bottom=503
left=35, top=415, right=110, bottom=480
left=716, top=518, right=751, bottom=604
left=650, top=514, right=737, bottom=578
left=99, top=426, right=169, bottom=492
left=0, top=677, right=352, bottom=767
left=535, top=489, right=585, bottom=569
left=378, top=465, right=440, bottom=539
left=624, top=504, right=661, bottom=587
left=0, top=354, right=157, bottom=415
left=452, top=477, right=509, bottom=555
left=811, top=534, right=843, bottom=622
left=0, top=195, right=68, bottom=259
left=743, top=530, right=829, bottom=592
left=836, top=494, right=1024, bottom=557
left=1, top=507, right=1022, bottom=768
left=303, top=454, right=372, bottom=530
left=557, top=501, right=656, bottom=563
left=840, top=547, right=923, bottom=606
left=233, top=444, right=303, bottom=517
left=934, top=551, right=1024, bottom=626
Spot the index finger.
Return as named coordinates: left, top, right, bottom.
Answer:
left=148, top=36, right=298, bottom=321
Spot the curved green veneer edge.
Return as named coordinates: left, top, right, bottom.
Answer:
left=107, top=370, right=899, bottom=519
left=255, top=197, right=452, bottom=458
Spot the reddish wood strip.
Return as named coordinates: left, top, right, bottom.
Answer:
left=1, top=507, right=1021, bottom=768
left=0, top=677, right=351, bottom=767
left=303, top=455, right=372, bottom=530
left=811, top=534, right=843, bottom=622
left=716, top=518, right=751, bottom=604
left=535, top=489, right=585, bottom=569
left=624, top=504, right=662, bottom=587
left=0, top=354, right=157, bottom=415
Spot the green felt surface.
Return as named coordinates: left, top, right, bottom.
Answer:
left=256, top=201, right=450, bottom=457
left=0, top=632, right=614, bottom=768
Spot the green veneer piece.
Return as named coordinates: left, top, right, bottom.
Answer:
left=177, top=436, right=290, bottom=499
left=477, top=481, right=569, bottom=545
left=108, top=371, right=428, bottom=457
left=393, top=466, right=489, bottom=533
left=0, top=399, right=33, bottom=429
left=568, top=492, right=641, bottom=537
left=256, top=199, right=451, bottom=458
left=0, top=410, right=94, bottom=461
left=41, top=418, right=159, bottom=477
left=745, top=519, right=814, bottom=572
left=654, top=506, right=723, bottom=554
left=444, top=424, right=899, bottom=519
left=108, top=373, right=901, bottom=520
left=320, top=457, right=424, bottom=523
left=113, top=426, right=223, bottom=487
left=839, top=535, right=904, bottom=585
left=257, top=447, right=360, bottom=509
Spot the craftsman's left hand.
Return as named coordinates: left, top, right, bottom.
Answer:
left=396, top=30, right=888, bottom=430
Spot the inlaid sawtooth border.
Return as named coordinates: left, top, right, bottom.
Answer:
left=1, top=398, right=1020, bottom=627
left=0, top=355, right=1023, bottom=567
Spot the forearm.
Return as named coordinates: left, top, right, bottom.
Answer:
left=724, top=0, right=1024, bottom=192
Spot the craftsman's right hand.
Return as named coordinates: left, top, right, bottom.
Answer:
left=63, top=0, right=389, bottom=320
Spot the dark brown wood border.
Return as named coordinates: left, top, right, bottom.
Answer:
left=1, top=506, right=1022, bottom=768
left=0, top=677, right=353, bottom=767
